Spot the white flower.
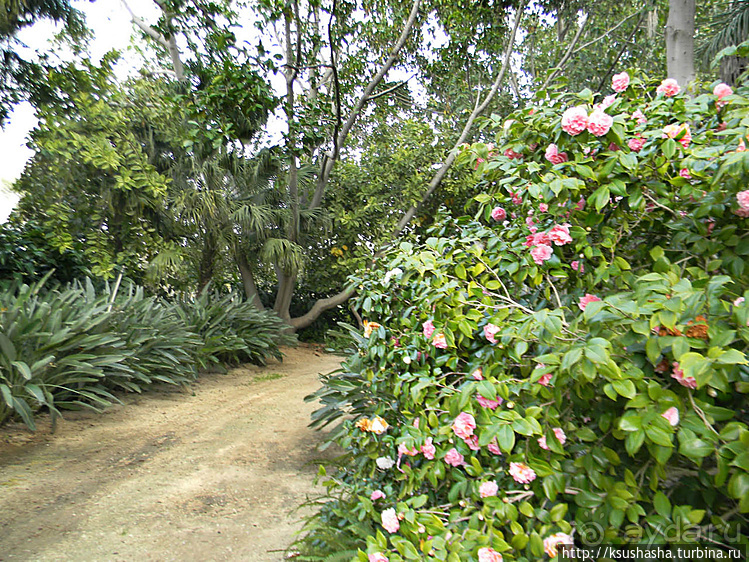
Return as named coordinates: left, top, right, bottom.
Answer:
left=376, top=456, right=395, bottom=470
left=383, top=268, right=403, bottom=284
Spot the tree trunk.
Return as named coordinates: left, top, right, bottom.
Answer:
left=273, top=271, right=296, bottom=323
left=236, top=251, right=264, bottom=310
left=665, top=0, right=695, bottom=88
left=197, top=232, right=216, bottom=292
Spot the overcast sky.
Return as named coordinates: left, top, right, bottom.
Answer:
left=0, top=0, right=158, bottom=222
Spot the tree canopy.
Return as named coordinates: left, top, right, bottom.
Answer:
left=3, top=0, right=745, bottom=333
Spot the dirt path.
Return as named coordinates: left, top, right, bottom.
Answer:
left=0, top=345, right=342, bottom=562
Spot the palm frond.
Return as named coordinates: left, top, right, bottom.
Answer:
left=261, top=237, right=304, bottom=276
left=231, top=203, right=276, bottom=239
left=300, top=206, right=331, bottom=234
left=698, top=0, right=749, bottom=66
left=147, top=243, right=185, bottom=282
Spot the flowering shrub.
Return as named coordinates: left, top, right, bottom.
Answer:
left=300, top=74, right=749, bottom=561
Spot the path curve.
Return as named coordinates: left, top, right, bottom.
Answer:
left=0, top=345, right=342, bottom=561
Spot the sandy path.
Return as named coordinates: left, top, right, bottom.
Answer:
left=0, top=345, right=342, bottom=562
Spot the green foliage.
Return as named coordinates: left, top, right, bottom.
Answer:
left=176, top=290, right=296, bottom=369
left=299, top=75, right=749, bottom=560
left=0, top=219, right=88, bottom=285
left=13, top=69, right=174, bottom=282
left=0, top=276, right=296, bottom=430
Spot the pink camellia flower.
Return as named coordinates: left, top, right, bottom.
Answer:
left=628, top=135, right=645, bottom=152
left=421, top=437, right=436, bottom=460
left=545, top=143, right=569, bottom=165
left=525, top=216, right=536, bottom=229
left=509, top=462, right=536, bottom=483
left=491, top=206, right=507, bottom=221
left=738, top=190, right=749, bottom=211
left=452, top=412, right=476, bottom=439
left=562, top=106, right=589, bottom=135
left=422, top=319, right=435, bottom=338
left=432, top=333, right=448, bottom=349
left=381, top=508, right=400, bottom=533
left=531, top=243, right=553, bottom=265
left=504, top=148, right=523, bottom=159
left=657, top=78, right=680, bottom=97
left=444, top=447, right=465, bottom=467
left=671, top=362, right=697, bottom=389
left=478, top=547, right=504, bottom=562
left=735, top=297, right=746, bottom=307
left=612, top=71, right=630, bottom=92
left=714, top=83, right=733, bottom=108
left=553, top=427, right=567, bottom=444
left=679, top=168, right=692, bottom=179
left=371, top=490, right=386, bottom=501
left=464, top=435, right=481, bottom=451
left=510, top=191, right=522, bottom=205
left=525, top=231, right=551, bottom=247
left=544, top=532, right=574, bottom=558
left=538, top=373, right=553, bottom=386
left=548, top=223, right=573, bottom=246
left=663, top=123, right=692, bottom=149
left=477, top=394, right=502, bottom=410
left=578, top=293, right=602, bottom=311
left=484, top=323, right=500, bottom=344
left=472, top=368, right=484, bottom=381
left=571, top=260, right=584, bottom=273
left=487, top=438, right=502, bottom=455
left=397, top=443, right=418, bottom=457
left=595, top=95, right=617, bottom=112
left=479, top=481, right=499, bottom=498
left=539, top=203, right=549, bottom=213
left=632, top=109, right=647, bottom=124
left=587, top=110, right=614, bottom=137
left=538, top=428, right=567, bottom=450
left=662, top=407, right=680, bottom=426
left=574, top=197, right=586, bottom=211
left=608, top=142, right=620, bottom=152
left=369, top=553, right=389, bottom=562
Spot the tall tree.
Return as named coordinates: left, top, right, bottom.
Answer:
left=666, top=0, right=696, bottom=86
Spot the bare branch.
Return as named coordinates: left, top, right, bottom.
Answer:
left=310, top=0, right=422, bottom=209
left=572, top=9, right=644, bottom=54
left=122, top=0, right=185, bottom=81
left=328, top=0, right=342, bottom=161
left=121, top=0, right=169, bottom=49
left=596, top=8, right=649, bottom=92
left=289, top=286, right=356, bottom=330
left=364, top=77, right=414, bottom=102
left=542, top=13, right=589, bottom=90
left=385, top=1, right=528, bottom=244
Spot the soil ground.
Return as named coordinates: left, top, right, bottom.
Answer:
left=0, top=345, right=343, bottom=562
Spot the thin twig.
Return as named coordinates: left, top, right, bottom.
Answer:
left=643, top=192, right=679, bottom=216
left=542, top=13, right=589, bottom=90
left=572, top=10, right=644, bottom=54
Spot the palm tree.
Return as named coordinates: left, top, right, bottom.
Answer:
left=698, top=0, right=749, bottom=84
